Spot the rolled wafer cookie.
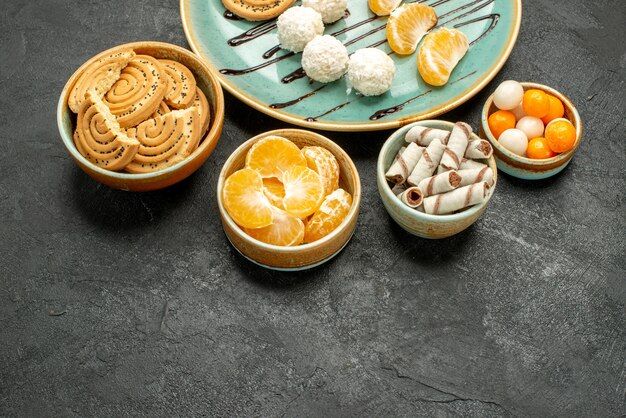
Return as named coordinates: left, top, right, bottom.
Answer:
left=459, top=158, right=487, bottom=171
left=398, top=187, right=424, bottom=208
left=407, top=138, right=446, bottom=186
left=417, top=170, right=462, bottom=197
left=440, top=122, right=472, bottom=171
left=74, top=91, right=140, bottom=171
left=68, top=49, right=136, bottom=113
left=457, top=167, right=494, bottom=187
left=385, top=142, right=425, bottom=184
left=464, top=139, right=493, bottom=159
left=405, top=125, right=450, bottom=146
left=160, top=59, right=196, bottom=109
left=423, top=182, right=490, bottom=215
left=222, top=0, right=296, bottom=21
left=125, top=107, right=201, bottom=174
left=103, top=55, right=167, bottom=128
left=390, top=182, right=407, bottom=196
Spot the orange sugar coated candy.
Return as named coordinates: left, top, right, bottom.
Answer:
left=522, top=89, right=550, bottom=118
left=545, top=119, right=576, bottom=153
left=526, top=137, right=557, bottom=159
left=541, top=95, right=565, bottom=125
left=488, top=110, right=516, bottom=139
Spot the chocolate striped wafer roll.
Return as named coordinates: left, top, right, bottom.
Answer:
left=459, top=157, right=487, bottom=170
left=385, top=142, right=425, bottom=184
left=390, top=182, right=407, bottom=196
left=417, top=170, right=462, bottom=197
left=457, top=167, right=494, bottom=187
left=465, top=139, right=493, bottom=159
left=405, top=125, right=450, bottom=146
left=423, top=182, right=490, bottom=215
left=407, top=138, right=447, bottom=186
left=398, top=187, right=424, bottom=208
left=439, top=122, right=472, bottom=171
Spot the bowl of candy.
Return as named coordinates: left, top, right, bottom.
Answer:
left=377, top=120, right=497, bottom=239
left=480, top=80, right=582, bottom=180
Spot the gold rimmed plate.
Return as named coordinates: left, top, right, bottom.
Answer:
left=181, top=0, right=521, bottom=132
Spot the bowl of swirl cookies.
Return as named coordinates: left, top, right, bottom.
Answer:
left=57, top=41, right=225, bottom=191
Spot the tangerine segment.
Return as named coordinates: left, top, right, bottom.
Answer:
left=369, top=0, right=403, bottom=16
left=222, top=168, right=273, bottom=229
left=417, top=28, right=469, bottom=86
left=386, top=4, right=438, bottom=55
left=245, top=135, right=306, bottom=178
left=263, top=177, right=286, bottom=209
left=545, top=119, right=576, bottom=153
left=304, top=188, right=352, bottom=243
left=301, top=146, right=340, bottom=197
left=282, top=165, right=325, bottom=218
left=244, top=207, right=304, bottom=247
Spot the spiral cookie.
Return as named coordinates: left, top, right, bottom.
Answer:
left=191, top=88, right=211, bottom=136
left=125, top=107, right=201, bottom=174
left=103, top=55, right=167, bottom=128
left=68, top=49, right=136, bottom=113
left=222, top=0, right=296, bottom=21
left=152, top=101, right=171, bottom=119
left=160, top=59, right=196, bottom=109
left=74, top=91, right=140, bottom=171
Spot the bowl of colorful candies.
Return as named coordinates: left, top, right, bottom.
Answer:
left=480, top=81, right=582, bottom=179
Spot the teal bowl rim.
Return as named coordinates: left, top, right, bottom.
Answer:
left=216, top=128, right=362, bottom=256
left=377, top=119, right=497, bottom=223
left=481, top=81, right=583, bottom=167
left=56, top=41, right=225, bottom=181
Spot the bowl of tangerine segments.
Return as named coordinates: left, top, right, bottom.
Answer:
left=217, top=129, right=361, bottom=271
left=480, top=80, right=582, bottom=180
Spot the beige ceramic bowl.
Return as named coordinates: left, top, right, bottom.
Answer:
left=57, top=41, right=225, bottom=191
left=377, top=120, right=497, bottom=239
left=481, top=82, right=582, bottom=180
left=217, top=129, right=361, bottom=271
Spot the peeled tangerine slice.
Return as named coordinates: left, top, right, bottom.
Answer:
left=244, top=206, right=305, bottom=247
left=368, top=0, right=403, bottom=17
left=68, top=49, right=136, bottom=113
left=304, top=188, right=352, bottom=243
left=74, top=91, right=140, bottom=171
left=222, top=168, right=273, bottom=229
left=263, top=177, right=286, bottom=209
left=282, top=165, right=325, bottom=219
left=245, top=135, right=306, bottom=179
left=386, top=3, right=438, bottom=55
left=301, top=146, right=340, bottom=197
left=418, top=28, right=469, bottom=86
left=103, top=55, right=168, bottom=128
left=125, top=107, right=201, bottom=174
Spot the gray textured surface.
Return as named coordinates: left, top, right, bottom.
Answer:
left=1, top=0, right=625, bottom=416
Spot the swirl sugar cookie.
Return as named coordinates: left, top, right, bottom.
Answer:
left=103, top=55, right=167, bottom=128
left=222, top=0, right=296, bottom=21
left=74, top=91, right=140, bottom=171
left=68, top=49, right=136, bottom=113
left=125, top=107, right=201, bottom=174
left=191, top=88, right=211, bottom=136
left=160, top=59, right=196, bottom=109
left=152, top=101, right=171, bottom=119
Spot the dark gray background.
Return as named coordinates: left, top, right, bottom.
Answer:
left=1, top=0, right=624, bottom=416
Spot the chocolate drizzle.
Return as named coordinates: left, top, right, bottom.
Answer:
left=227, top=20, right=277, bottom=47
left=270, top=85, right=326, bottom=109
left=223, top=10, right=242, bottom=20
left=370, top=90, right=433, bottom=121
left=306, top=102, right=351, bottom=122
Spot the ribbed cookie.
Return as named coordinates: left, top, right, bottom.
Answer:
left=152, top=101, right=171, bottom=119
left=125, top=107, right=201, bottom=174
left=190, top=87, right=211, bottom=136
left=160, top=59, right=196, bottom=109
left=103, top=55, right=167, bottom=128
left=222, top=0, right=296, bottom=21
left=68, top=49, right=135, bottom=113
left=74, top=91, right=140, bottom=171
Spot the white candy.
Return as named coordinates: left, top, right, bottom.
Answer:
left=277, top=6, right=324, bottom=53
left=516, top=116, right=544, bottom=140
left=499, top=128, right=528, bottom=156
left=493, top=80, right=524, bottom=110
left=347, top=48, right=396, bottom=96
left=302, top=0, right=346, bottom=23
left=302, top=35, right=349, bottom=83
left=511, top=102, right=526, bottom=120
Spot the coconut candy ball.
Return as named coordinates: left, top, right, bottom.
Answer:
left=277, top=6, right=324, bottom=53
left=302, top=35, right=349, bottom=83
left=301, top=0, right=347, bottom=24
left=347, top=48, right=396, bottom=96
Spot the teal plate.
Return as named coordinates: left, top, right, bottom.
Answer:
left=181, top=0, right=521, bottom=131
